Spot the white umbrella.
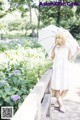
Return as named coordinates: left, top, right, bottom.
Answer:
left=38, top=25, right=79, bottom=58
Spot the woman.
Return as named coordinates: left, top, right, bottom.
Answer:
left=51, top=32, right=80, bottom=112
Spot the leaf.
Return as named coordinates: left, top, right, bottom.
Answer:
left=0, top=101, right=3, bottom=106
left=17, top=91, right=23, bottom=96
left=21, top=87, right=27, bottom=93
left=0, top=89, right=4, bottom=94
left=4, top=97, right=11, bottom=103
left=4, top=86, right=11, bottom=92
left=22, top=95, right=27, bottom=100
left=13, top=77, right=17, bottom=84
left=18, top=102, right=22, bottom=107
left=9, top=100, right=14, bottom=106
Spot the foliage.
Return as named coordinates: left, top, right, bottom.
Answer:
left=0, top=38, right=52, bottom=113
left=39, top=0, right=80, bottom=39
left=0, top=0, right=80, bottom=39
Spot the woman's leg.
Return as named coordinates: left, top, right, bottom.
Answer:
left=61, top=90, right=68, bottom=99
left=55, top=90, right=65, bottom=112
left=55, top=90, right=63, bottom=107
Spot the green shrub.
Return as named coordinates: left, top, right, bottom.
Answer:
left=0, top=38, right=52, bottom=113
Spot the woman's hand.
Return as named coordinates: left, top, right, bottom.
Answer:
left=76, top=46, right=80, bottom=55
left=68, top=46, right=80, bottom=62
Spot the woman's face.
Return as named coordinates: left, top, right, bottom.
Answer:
left=56, top=36, right=62, bottom=45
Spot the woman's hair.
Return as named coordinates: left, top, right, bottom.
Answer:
left=55, top=32, right=66, bottom=45
left=51, top=32, right=66, bottom=60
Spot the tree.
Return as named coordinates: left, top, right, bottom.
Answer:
left=33, top=0, right=41, bottom=38
left=1, top=0, right=35, bottom=37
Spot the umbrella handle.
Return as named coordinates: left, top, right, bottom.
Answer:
left=53, top=44, right=57, bottom=50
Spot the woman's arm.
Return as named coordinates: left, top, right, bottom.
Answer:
left=68, top=47, right=80, bottom=62
left=51, top=45, right=56, bottom=60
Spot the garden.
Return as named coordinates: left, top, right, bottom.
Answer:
left=0, top=0, right=80, bottom=117
left=0, top=38, right=52, bottom=114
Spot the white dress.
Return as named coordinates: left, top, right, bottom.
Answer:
left=51, top=45, right=71, bottom=90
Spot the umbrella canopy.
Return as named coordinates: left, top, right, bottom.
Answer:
left=38, top=25, right=79, bottom=58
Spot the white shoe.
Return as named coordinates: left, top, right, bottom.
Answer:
left=59, top=106, right=65, bottom=113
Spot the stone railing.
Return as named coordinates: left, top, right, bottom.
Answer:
left=11, top=68, right=52, bottom=120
